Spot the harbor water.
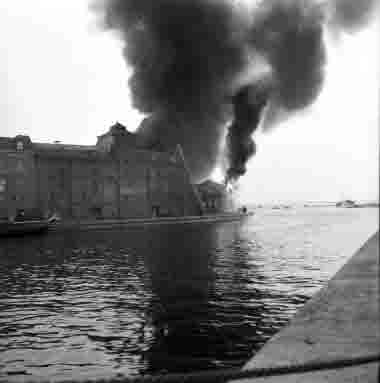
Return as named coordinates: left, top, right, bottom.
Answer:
left=0, top=207, right=378, bottom=381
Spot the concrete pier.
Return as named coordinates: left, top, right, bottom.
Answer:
left=234, top=231, right=379, bottom=382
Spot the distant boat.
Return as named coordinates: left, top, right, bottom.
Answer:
left=0, top=219, right=51, bottom=237
left=336, top=200, right=357, bottom=208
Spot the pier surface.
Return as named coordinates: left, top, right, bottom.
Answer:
left=234, top=231, right=379, bottom=382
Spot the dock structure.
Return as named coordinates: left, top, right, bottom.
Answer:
left=233, top=231, right=379, bottom=382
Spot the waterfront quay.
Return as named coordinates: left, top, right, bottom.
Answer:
left=235, top=231, right=380, bottom=382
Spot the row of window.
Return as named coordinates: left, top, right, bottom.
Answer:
left=0, top=158, right=24, bottom=171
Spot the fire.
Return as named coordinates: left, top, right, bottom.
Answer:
left=226, top=182, right=234, bottom=193
left=210, top=166, right=225, bottom=184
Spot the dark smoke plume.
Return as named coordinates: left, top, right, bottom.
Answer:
left=224, top=0, right=326, bottom=181
left=249, top=0, right=325, bottom=112
left=225, top=81, right=271, bottom=182
left=328, top=0, right=379, bottom=32
left=93, top=0, right=378, bottom=184
left=94, top=0, right=246, bottom=181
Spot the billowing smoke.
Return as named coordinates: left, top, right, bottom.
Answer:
left=225, top=0, right=326, bottom=181
left=250, top=1, right=325, bottom=112
left=93, top=0, right=378, bottom=183
left=327, top=0, right=379, bottom=32
left=225, top=81, right=271, bottom=182
left=94, top=0, right=246, bottom=181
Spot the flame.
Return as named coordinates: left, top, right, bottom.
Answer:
left=226, top=182, right=234, bottom=193
left=210, top=166, right=225, bottom=184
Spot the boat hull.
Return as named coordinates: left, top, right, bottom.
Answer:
left=0, top=220, right=50, bottom=237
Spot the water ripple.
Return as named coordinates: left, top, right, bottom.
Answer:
left=0, top=207, right=377, bottom=381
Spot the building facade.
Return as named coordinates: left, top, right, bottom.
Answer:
left=196, top=180, right=234, bottom=214
left=0, top=123, right=203, bottom=220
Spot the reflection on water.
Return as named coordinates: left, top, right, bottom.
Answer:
left=0, top=207, right=377, bottom=381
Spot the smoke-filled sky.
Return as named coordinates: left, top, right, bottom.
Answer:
left=0, top=0, right=378, bottom=203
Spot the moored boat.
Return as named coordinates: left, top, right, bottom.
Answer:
left=0, top=219, right=50, bottom=237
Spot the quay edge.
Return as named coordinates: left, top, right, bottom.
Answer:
left=233, top=231, right=380, bottom=383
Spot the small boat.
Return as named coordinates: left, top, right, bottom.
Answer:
left=336, top=200, right=357, bottom=208
left=0, top=219, right=51, bottom=237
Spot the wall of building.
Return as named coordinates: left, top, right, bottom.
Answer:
left=0, top=127, right=202, bottom=220
left=0, top=137, right=38, bottom=219
left=35, top=154, right=119, bottom=220
left=196, top=180, right=234, bottom=214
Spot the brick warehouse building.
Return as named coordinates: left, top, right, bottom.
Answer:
left=0, top=123, right=203, bottom=220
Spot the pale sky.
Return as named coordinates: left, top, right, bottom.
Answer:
left=0, top=1, right=378, bottom=203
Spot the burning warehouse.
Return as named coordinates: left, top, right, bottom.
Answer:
left=94, top=0, right=326, bottom=185
left=0, top=123, right=205, bottom=220
left=1, top=0, right=376, bottom=222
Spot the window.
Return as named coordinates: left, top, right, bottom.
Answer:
left=58, top=168, right=65, bottom=189
left=0, top=178, right=6, bottom=193
left=0, top=178, right=6, bottom=201
left=92, top=180, right=99, bottom=195
left=16, top=160, right=24, bottom=171
left=16, top=141, right=24, bottom=151
left=90, top=206, right=102, bottom=219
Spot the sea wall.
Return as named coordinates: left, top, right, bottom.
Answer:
left=234, top=231, right=379, bottom=382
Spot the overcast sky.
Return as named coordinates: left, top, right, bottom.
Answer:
left=0, top=1, right=378, bottom=203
